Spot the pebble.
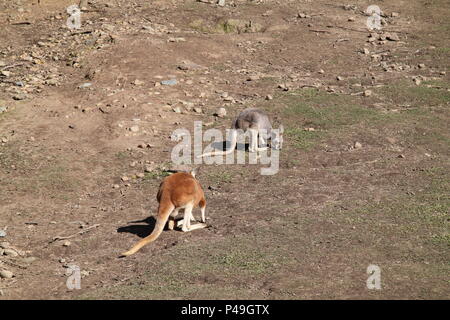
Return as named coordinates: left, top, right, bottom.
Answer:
left=3, top=249, right=18, bottom=257
left=78, top=82, right=92, bottom=89
left=265, top=94, right=273, bottom=100
left=0, top=270, right=13, bottom=279
left=136, top=173, right=145, bottom=178
left=172, top=107, right=182, bottom=113
left=161, top=79, right=177, bottom=86
left=418, top=63, right=425, bottom=69
left=1, top=71, right=11, bottom=77
left=121, top=176, right=130, bottom=182
left=363, top=90, right=372, bottom=97
left=336, top=76, right=344, bottom=81
left=0, top=106, right=7, bottom=113
left=130, top=125, right=139, bottom=132
left=13, top=93, right=28, bottom=100
left=113, top=184, right=120, bottom=189
left=0, top=229, right=6, bottom=237
left=62, top=241, right=71, bottom=247
left=193, top=107, right=202, bottom=113
left=386, top=33, right=400, bottom=41
left=215, top=108, right=227, bottom=118
left=354, top=142, right=362, bottom=149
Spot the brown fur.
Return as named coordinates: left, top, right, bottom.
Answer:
left=121, top=172, right=206, bottom=257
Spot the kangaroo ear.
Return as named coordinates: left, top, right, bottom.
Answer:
left=279, top=124, right=284, bottom=134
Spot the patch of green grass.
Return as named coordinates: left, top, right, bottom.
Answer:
left=115, top=151, right=128, bottom=160
left=379, top=81, right=450, bottom=107
left=285, top=128, right=323, bottom=150
left=207, top=170, right=233, bottom=183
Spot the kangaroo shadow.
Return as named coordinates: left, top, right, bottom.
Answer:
left=117, top=216, right=156, bottom=238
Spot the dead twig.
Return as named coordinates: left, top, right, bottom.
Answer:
left=49, top=224, right=100, bottom=243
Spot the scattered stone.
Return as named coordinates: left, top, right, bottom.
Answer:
left=0, top=270, right=13, bottom=279
left=354, top=142, right=362, bottom=149
left=0, top=106, right=7, bottom=114
left=1, top=70, right=11, bottom=77
left=3, top=249, right=18, bottom=257
left=113, top=184, right=120, bottom=189
left=386, top=33, right=400, bottom=41
left=218, top=0, right=226, bottom=6
left=418, top=63, right=426, bottom=69
left=336, top=76, right=344, bottom=81
left=172, top=107, right=182, bottom=113
left=78, top=82, right=92, bottom=89
left=348, top=17, right=355, bottom=22
left=161, top=79, right=177, bottom=86
left=304, top=127, right=315, bottom=131
left=215, top=107, right=227, bottom=118
left=132, top=79, right=144, bottom=86
left=130, top=125, right=140, bottom=132
left=62, top=241, right=71, bottom=247
left=362, top=48, right=370, bottom=55
left=391, top=12, right=399, bottom=17
left=121, top=176, right=130, bottom=182
left=136, top=173, right=145, bottom=178
left=398, top=154, right=405, bottom=158
left=318, top=69, right=325, bottom=74
left=12, top=93, right=28, bottom=101
left=193, top=107, right=203, bottom=113
left=363, top=90, right=372, bottom=97
left=265, top=94, right=273, bottom=100
left=413, top=78, right=422, bottom=86
left=0, top=230, right=6, bottom=237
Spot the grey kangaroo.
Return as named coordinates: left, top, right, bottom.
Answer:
left=197, top=108, right=284, bottom=158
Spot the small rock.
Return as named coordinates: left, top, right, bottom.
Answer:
left=62, top=241, right=71, bottom=247
left=354, top=142, right=362, bottom=149
left=78, top=82, right=92, bottom=89
left=218, top=0, right=226, bottom=6
left=362, top=48, right=370, bottom=55
left=1, top=71, right=11, bottom=77
left=398, top=154, right=405, bottom=158
left=348, top=17, right=355, bottom=22
left=413, top=78, right=422, bottom=86
left=3, top=249, right=18, bottom=257
left=215, top=107, right=227, bottom=118
left=318, top=69, right=325, bottom=74
left=112, top=184, right=120, bottom=189
left=136, top=173, right=145, bottom=178
left=265, top=94, right=273, bottom=100
left=391, top=12, right=399, bottom=17
left=0, top=230, right=6, bottom=237
left=172, top=107, right=182, bottom=113
left=193, top=107, right=202, bottom=113
left=418, top=63, right=425, bottom=69
left=132, top=79, right=144, bottom=86
left=161, top=79, right=177, bottom=86
left=336, top=76, right=344, bottom=81
left=386, top=33, right=400, bottom=41
left=0, top=270, right=13, bottom=279
left=121, top=176, right=130, bottom=182
left=130, top=125, right=139, bottom=132
left=363, top=90, right=372, bottom=97
left=0, top=106, right=7, bottom=113
left=0, top=242, right=10, bottom=249
left=13, top=93, right=28, bottom=101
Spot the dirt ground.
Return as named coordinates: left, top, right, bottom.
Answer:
left=0, top=0, right=448, bottom=299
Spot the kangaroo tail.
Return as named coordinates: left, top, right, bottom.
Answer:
left=196, top=130, right=237, bottom=158
left=120, top=202, right=174, bottom=257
